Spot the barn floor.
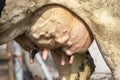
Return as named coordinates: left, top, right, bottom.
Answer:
left=0, top=60, right=35, bottom=80
left=0, top=59, right=59, bottom=80
left=0, top=60, right=113, bottom=80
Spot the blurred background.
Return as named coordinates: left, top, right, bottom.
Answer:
left=0, top=40, right=112, bottom=80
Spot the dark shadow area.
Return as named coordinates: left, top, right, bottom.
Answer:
left=0, top=0, right=6, bottom=17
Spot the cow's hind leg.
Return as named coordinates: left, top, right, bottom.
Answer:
left=51, top=50, right=95, bottom=80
